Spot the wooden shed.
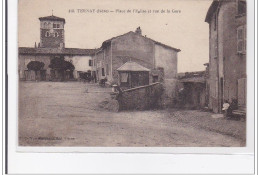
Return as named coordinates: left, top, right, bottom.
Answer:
left=117, top=61, right=150, bottom=89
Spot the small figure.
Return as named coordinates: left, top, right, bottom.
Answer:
left=222, top=100, right=230, bottom=118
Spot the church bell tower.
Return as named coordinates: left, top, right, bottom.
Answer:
left=39, top=14, right=65, bottom=48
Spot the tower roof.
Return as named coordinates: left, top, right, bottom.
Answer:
left=39, top=15, right=65, bottom=23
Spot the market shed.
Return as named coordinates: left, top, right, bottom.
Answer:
left=117, top=61, right=150, bottom=89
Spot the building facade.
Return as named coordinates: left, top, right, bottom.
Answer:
left=19, top=15, right=96, bottom=81
left=92, top=27, right=180, bottom=99
left=205, top=0, right=246, bottom=113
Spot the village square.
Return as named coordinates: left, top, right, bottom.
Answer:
left=18, top=0, right=246, bottom=146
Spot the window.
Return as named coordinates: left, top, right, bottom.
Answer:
left=44, top=22, right=47, bottom=28
left=89, top=60, right=93, bottom=66
left=57, top=24, right=60, bottom=28
left=106, top=64, right=109, bottom=75
left=102, top=68, right=105, bottom=76
left=237, top=25, right=246, bottom=54
left=54, top=32, right=59, bottom=37
left=45, top=31, right=50, bottom=37
left=237, top=0, right=246, bottom=15
left=53, top=24, right=57, bottom=28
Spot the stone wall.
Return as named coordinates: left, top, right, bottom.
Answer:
left=115, top=82, right=164, bottom=111
left=19, top=54, right=93, bottom=81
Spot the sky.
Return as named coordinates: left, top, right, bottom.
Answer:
left=18, top=0, right=212, bottom=73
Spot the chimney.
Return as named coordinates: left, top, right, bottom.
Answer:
left=38, top=43, right=40, bottom=48
left=135, top=26, right=142, bottom=35
left=34, top=42, right=37, bottom=48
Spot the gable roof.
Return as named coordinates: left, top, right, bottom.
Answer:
left=101, top=31, right=181, bottom=52
left=117, top=61, right=150, bottom=72
left=19, top=47, right=96, bottom=56
left=39, top=15, right=66, bottom=23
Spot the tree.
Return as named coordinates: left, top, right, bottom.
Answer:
left=49, top=57, right=75, bottom=71
left=27, top=61, right=45, bottom=71
left=49, top=57, right=75, bottom=81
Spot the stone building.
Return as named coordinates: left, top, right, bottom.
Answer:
left=205, top=0, right=246, bottom=113
left=18, top=15, right=96, bottom=81
left=177, top=71, right=207, bottom=109
left=92, top=27, right=181, bottom=100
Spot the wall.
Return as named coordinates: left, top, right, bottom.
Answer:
left=111, top=32, right=154, bottom=83
left=40, top=20, right=65, bottom=48
left=94, top=48, right=112, bottom=81
left=65, top=55, right=92, bottom=79
left=208, top=7, right=219, bottom=113
left=19, top=53, right=92, bottom=80
left=115, top=82, right=164, bottom=111
left=40, top=29, right=64, bottom=48
left=207, top=1, right=246, bottom=113
left=220, top=1, right=246, bottom=103
left=154, top=44, right=178, bottom=99
left=18, top=54, right=51, bottom=80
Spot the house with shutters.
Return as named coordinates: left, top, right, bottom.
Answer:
left=205, top=0, right=246, bottom=113
left=92, top=27, right=181, bottom=101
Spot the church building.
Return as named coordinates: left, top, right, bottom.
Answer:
left=18, top=15, right=96, bottom=81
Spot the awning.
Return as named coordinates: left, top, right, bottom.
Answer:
left=117, top=61, right=150, bottom=72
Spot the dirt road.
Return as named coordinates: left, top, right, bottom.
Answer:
left=19, top=82, right=245, bottom=147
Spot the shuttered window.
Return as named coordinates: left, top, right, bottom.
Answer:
left=237, top=25, right=246, bottom=54
left=237, top=27, right=243, bottom=52
left=89, top=60, right=92, bottom=66
left=106, top=64, right=109, bottom=75
left=102, top=68, right=105, bottom=76
left=237, top=26, right=246, bottom=54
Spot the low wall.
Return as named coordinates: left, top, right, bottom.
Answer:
left=115, top=83, right=164, bottom=111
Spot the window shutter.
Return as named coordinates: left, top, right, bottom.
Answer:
left=237, top=26, right=244, bottom=53
left=244, top=25, right=246, bottom=52
left=102, top=68, right=105, bottom=76
left=106, top=64, right=109, bottom=75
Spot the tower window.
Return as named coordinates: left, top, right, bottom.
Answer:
left=45, top=31, right=50, bottom=37
left=54, top=32, right=59, bottom=37
left=53, top=23, right=60, bottom=28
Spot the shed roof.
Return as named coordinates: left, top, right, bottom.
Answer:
left=39, top=15, right=66, bottom=23
left=117, top=61, right=150, bottom=72
left=19, top=47, right=96, bottom=56
left=180, top=77, right=205, bottom=83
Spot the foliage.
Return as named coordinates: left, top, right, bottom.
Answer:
left=27, top=61, right=45, bottom=71
left=49, top=57, right=75, bottom=71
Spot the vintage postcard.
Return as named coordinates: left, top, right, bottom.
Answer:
left=18, top=0, right=248, bottom=148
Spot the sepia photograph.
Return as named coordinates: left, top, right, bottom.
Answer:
left=18, top=0, right=247, bottom=147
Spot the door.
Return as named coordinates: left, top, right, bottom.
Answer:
left=238, top=78, right=246, bottom=108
